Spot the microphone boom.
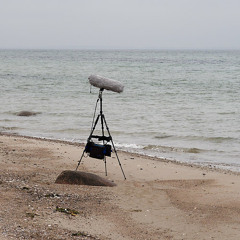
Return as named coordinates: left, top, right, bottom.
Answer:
left=88, top=75, right=124, bottom=93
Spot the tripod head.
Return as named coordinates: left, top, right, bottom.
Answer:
left=98, top=88, right=104, bottom=100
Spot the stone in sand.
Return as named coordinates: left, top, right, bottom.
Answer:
left=16, top=111, right=39, bottom=117
left=55, top=170, right=116, bottom=187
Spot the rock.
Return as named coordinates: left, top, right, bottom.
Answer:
left=55, top=170, right=116, bottom=187
left=16, top=111, right=40, bottom=117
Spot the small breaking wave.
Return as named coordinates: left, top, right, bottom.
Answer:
left=143, top=144, right=204, bottom=154
left=154, top=134, right=173, bottom=139
left=155, top=134, right=236, bottom=143
left=115, top=143, right=143, bottom=149
left=0, top=126, right=22, bottom=131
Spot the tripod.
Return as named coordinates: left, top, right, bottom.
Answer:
left=76, top=88, right=126, bottom=179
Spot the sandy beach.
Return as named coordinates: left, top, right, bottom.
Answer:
left=0, top=134, right=240, bottom=240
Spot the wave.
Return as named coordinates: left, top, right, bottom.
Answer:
left=0, top=119, right=13, bottom=122
left=0, top=126, right=21, bottom=131
left=218, top=111, right=236, bottom=115
left=154, top=134, right=237, bottom=143
left=143, top=144, right=205, bottom=154
left=154, top=134, right=173, bottom=139
left=0, top=126, right=23, bottom=135
left=204, top=136, right=237, bottom=143
left=115, top=143, right=143, bottom=149
left=51, top=128, right=83, bottom=133
left=116, top=142, right=205, bottom=155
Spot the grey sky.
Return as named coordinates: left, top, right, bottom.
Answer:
left=0, top=0, right=239, bottom=49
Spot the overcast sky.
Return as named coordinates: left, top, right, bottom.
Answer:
left=0, top=0, right=239, bottom=49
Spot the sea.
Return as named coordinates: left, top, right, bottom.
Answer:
left=0, top=49, right=240, bottom=171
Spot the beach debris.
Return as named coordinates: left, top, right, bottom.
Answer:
left=131, top=209, right=142, bottom=212
left=72, top=231, right=98, bottom=239
left=16, top=111, right=40, bottom=117
left=55, top=170, right=117, bottom=187
left=56, top=206, right=79, bottom=216
left=26, top=212, right=39, bottom=219
left=72, top=231, right=88, bottom=237
left=44, top=193, right=60, bottom=198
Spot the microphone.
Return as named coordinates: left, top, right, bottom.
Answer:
left=88, top=75, right=124, bottom=93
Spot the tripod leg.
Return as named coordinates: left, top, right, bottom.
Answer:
left=88, top=114, right=100, bottom=141
left=76, top=150, right=85, bottom=171
left=102, top=115, right=126, bottom=180
left=104, top=157, right=107, bottom=176
left=100, top=113, right=105, bottom=144
left=110, top=140, right=126, bottom=179
left=76, top=113, right=101, bottom=170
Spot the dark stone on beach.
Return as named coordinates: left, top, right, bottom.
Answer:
left=55, top=170, right=116, bottom=187
left=16, top=111, right=39, bottom=117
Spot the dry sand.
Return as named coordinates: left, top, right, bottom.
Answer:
left=0, top=134, right=240, bottom=240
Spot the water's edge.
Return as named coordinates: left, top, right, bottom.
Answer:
left=1, top=132, right=239, bottom=176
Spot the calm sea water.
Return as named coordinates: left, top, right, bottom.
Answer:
left=0, top=50, right=240, bottom=171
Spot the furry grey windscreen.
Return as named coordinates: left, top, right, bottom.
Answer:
left=88, top=75, right=124, bottom=93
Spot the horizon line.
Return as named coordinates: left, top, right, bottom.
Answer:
left=0, top=47, right=240, bottom=51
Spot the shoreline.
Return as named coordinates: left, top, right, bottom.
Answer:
left=1, top=132, right=239, bottom=177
